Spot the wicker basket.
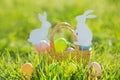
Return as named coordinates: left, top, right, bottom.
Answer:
left=49, top=22, right=92, bottom=63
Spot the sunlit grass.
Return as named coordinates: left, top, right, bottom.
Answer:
left=0, top=0, right=120, bottom=79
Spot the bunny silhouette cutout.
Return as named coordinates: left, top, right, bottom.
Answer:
left=74, top=10, right=96, bottom=46
left=28, top=11, right=51, bottom=45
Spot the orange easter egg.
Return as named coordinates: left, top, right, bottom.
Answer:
left=21, top=63, right=33, bottom=75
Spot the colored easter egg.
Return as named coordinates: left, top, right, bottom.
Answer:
left=21, top=63, right=33, bottom=75
left=80, top=45, right=90, bottom=50
left=66, top=47, right=74, bottom=51
left=64, top=63, right=77, bottom=77
left=22, top=76, right=31, bottom=80
left=54, top=38, right=68, bottom=53
left=49, top=63, right=59, bottom=72
left=90, top=62, right=102, bottom=76
left=35, top=40, right=50, bottom=55
left=21, top=63, right=33, bottom=80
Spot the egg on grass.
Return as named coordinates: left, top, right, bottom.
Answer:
left=49, top=63, right=59, bottom=72
left=64, top=63, right=77, bottom=77
left=35, top=40, right=50, bottom=55
left=21, top=63, right=33, bottom=80
left=88, top=62, right=102, bottom=78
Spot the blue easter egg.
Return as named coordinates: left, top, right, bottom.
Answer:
left=79, top=45, right=90, bottom=50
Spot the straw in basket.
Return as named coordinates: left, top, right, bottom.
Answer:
left=49, top=22, right=92, bottom=64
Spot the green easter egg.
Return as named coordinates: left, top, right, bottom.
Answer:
left=64, top=63, right=77, bottom=77
left=49, top=63, right=59, bottom=72
left=54, top=38, right=68, bottom=53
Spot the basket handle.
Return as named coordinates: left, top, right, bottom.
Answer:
left=50, top=22, right=79, bottom=54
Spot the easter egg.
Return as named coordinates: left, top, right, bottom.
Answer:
left=64, top=63, right=77, bottom=77
left=80, top=45, right=90, bottom=50
left=22, top=76, right=30, bottom=80
left=21, top=63, right=33, bottom=80
left=35, top=40, right=50, bottom=55
left=21, top=63, right=33, bottom=75
left=54, top=38, right=68, bottom=53
left=90, top=62, right=102, bottom=77
left=49, top=63, right=59, bottom=72
left=66, top=47, right=74, bottom=51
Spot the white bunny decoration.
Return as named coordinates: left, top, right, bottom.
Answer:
left=74, top=10, right=96, bottom=50
left=28, top=11, right=51, bottom=45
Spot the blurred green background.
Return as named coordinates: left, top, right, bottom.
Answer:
left=0, top=0, right=120, bottom=79
left=0, top=0, right=120, bottom=49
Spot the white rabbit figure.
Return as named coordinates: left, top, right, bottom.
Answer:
left=74, top=10, right=96, bottom=49
left=28, top=11, right=51, bottom=45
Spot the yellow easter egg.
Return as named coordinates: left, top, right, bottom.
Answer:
left=64, top=63, right=77, bottom=77
left=54, top=38, right=68, bottom=53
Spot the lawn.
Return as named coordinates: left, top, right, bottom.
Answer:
left=0, top=0, right=120, bottom=80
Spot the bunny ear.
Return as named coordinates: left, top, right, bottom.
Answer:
left=38, top=13, right=43, bottom=21
left=84, top=10, right=94, bottom=15
left=43, top=11, right=47, bottom=19
left=38, top=11, right=47, bottom=21
left=86, top=15, right=96, bottom=18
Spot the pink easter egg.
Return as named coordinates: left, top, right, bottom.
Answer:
left=91, top=62, right=102, bottom=76
left=35, top=40, right=50, bottom=55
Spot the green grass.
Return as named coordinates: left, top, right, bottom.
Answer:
left=0, top=0, right=120, bottom=80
